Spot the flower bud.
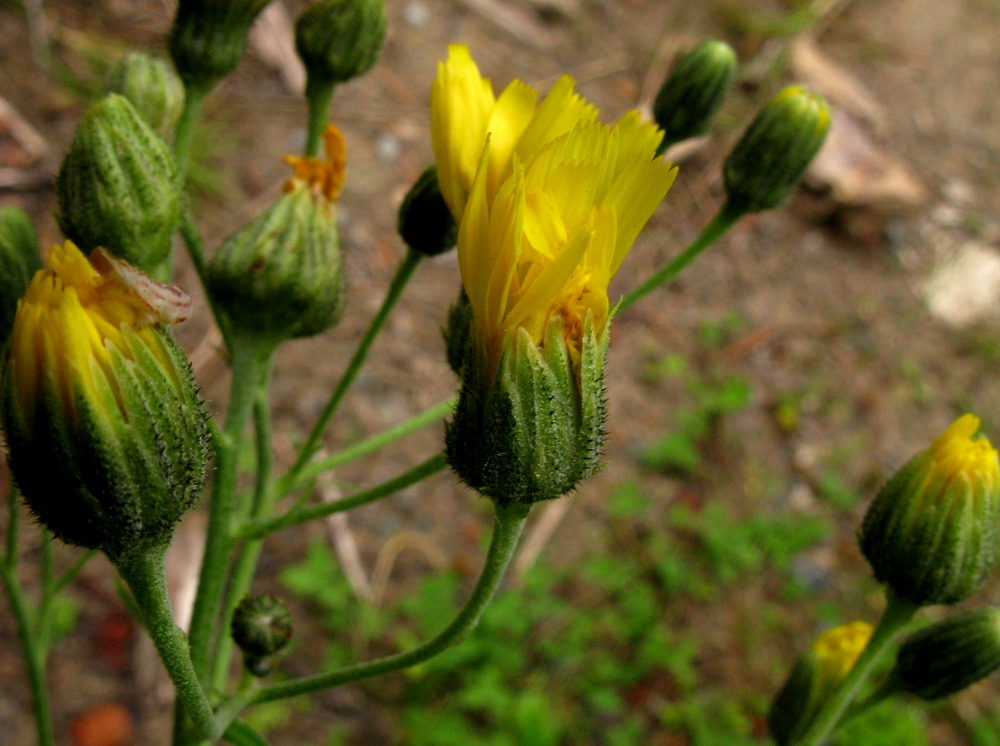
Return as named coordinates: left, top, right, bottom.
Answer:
left=446, top=314, right=607, bottom=507
left=768, top=621, right=873, bottom=746
left=0, top=242, right=208, bottom=561
left=295, top=0, right=387, bottom=86
left=56, top=94, right=182, bottom=279
left=860, top=414, right=1000, bottom=607
left=231, top=594, right=293, bottom=677
left=207, top=124, right=346, bottom=345
left=444, top=290, right=472, bottom=377
left=893, top=607, right=1000, bottom=700
left=168, top=0, right=273, bottom=93
left=723, top=85, right=830, bottom=215
left=653, top=40, right=737, bottom=154
left=102, top=52, right=185, bottom=137
left=0, top=207, right=42, bottom=344
left=398, top=167, right=456, bottom=258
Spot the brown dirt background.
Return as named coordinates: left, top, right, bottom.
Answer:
left=2, top=0, right=1000, bottom=743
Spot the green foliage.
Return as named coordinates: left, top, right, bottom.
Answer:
left=832, top=701, right=928, bottom=746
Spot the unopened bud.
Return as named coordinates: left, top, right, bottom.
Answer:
left=653, top=40, right=737, bottom=154
left=860, top=414, right=1000, bottom=607
left=57, top=94, right=182, bottom=278
left=398, top=167, right=456, bottom=258
left=102, top=53, right=184, bottom=136
left=295, top=0, right=387, bottom=86
left=231, top=594, right=293, bottom=677
left=723, top=85, right=830, bottom=215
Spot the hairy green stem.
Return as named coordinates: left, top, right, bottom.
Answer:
left=618, top=202, right=742, bottom=313
left=286, top=249, right=423, bottom=484
left=241, top=503, right=528, bottom=709
left=276, top=397, right=455, bottom=499
left=210, top=372, right=277, bottom=690
left=304, top=75, right=336, bottom=158
left=115, top=547, right=217, bottom=742
left=2, top=492, right=54, bottom=746
left=174, top=84, right=208, bottom=175
left=796, top=593, right=919, bottom=746
left=52, top=550, right=96, bottom=595
left=185, top=339, right=271, bottom=697
left=240, top=452, right=448, bottom=540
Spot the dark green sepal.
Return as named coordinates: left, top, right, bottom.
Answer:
left=295, top=0, right=387, bottom=86
left=0, top=207, right=41, bottom=344
left=103, top=52, right=185, bottom=137
left=1, top=328, right=209, bottom=561
left=859, top=451, right=1000, bottom=607
left=446, top=315, right=607, bottom=507
left=893, top=607, right=1000, bottom=700
left=398, top=167, right=456, bottom=257
left=207, top=185, right=344, bottom=345
left=654, top=40, right=737, bottom=154
left=56, top=94, right=181, bottom=279
left=444, top=290, right=473, bottom=377
left=767, top=654, right=819, bottom=746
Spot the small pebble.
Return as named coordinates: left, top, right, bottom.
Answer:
left=403, top=2, right=429, bottom=27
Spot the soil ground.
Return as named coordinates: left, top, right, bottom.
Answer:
left=1, top=0, right=1000, bottom=744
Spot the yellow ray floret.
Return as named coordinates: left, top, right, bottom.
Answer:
left=811, top=621, right=873, bottom=689
left=9, top=241, right=181, bottom=430
left=925, top=413, right=1000, bottom=493
left=442, top=54, right=677, bottom=372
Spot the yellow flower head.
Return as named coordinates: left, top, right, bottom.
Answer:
left=282, top=123, right=347, bottom=204
left=9, top=241, right=186, bottom=431
left=811, top=621, right=873, bottom=690
left=923, top=414, right=1000, bottom=494
left=432, top=44, right=677, bottom=371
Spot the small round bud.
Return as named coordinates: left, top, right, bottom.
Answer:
left=1, top=242, right=208, bottom=561
left=102, top=53, right=185, bottom=137
left=446, top=315, right=607, bottom=507
left=231, top=595, right=293, bottom=677
left=860, top=414, right=1000, bottom=607
left=57, top=94, right=182, bottom=278
left=398, top=167, right=456, bottom=257
left=653, top=40, right=737, bottom=154
left=168, top=0, right=273, bottom=93
left=207, top=125, right=346, bottom=345
left=723, top=85, right=830, bottom=215
left=768, top=621, right=873, bottom=746
left=295, top=0, right=387, bottom=86
left=0, top=207, right=42, bottom=343
left=894, top=607, right=1000, bottom=700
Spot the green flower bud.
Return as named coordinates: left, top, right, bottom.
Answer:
left=207, top=125, right=345, bottom=345
left=446, top=314, right=607, bottom=508
left=0, top=242, right=208, bottom=561
left=723, top=85, right=830, bottom=215
left=444, top=290, right=472, bottom=377
left=295, top=0, right=387, bottom=86
left=860, top=415, right=1000, bottom=607
left=398, top=167, right=456, bottom=258
left=168, top=0, right=273, bottom=93
left=56, top=94, right=182, bottom=279
left=0, top=207, right=42, bottom=344
left=894, top=607, right=1000, bottom=700
left=231, top=594, right=293, bottom=677
left=102, top=53, right=185, bottom=137
left=653, top=40, right=737, bottom=154
left=768, top=621, right=873, bottom=746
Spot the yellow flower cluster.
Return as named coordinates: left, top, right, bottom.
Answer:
left=283, top=123, right=347, bottom=203
left=9, top=241, right=182, bottom=430
left=811, top=621, right=873, bottom=690
left=923, top=414, right=1000, bottom=493
left=432, top=44, right=676, bottom=370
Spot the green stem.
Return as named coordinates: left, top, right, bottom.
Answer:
left=276, top=397, right=455, bottom=499
left=1, top=492, right=54, bottom=746
left=245, top=503, right=529, bottom=708
left=179, top=210, right=233, bottom=348
left=304, top=74, right=336, bottom=158
left=618, top=202, right=742, bottom=313
left=52, top=550, right=96, bottom=595
left=285, top=250, right=423, bottom=484
left=187, top=339, right=271, bottom=686
left=796, top=593, right=919, bottom=746
left=240, top=453, right=448, bottom=540
left=115, top=547, right=217, bottom=742
left=174, top=84, right=208, bottom=175
left=210, top=372, right=276, bottom=691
